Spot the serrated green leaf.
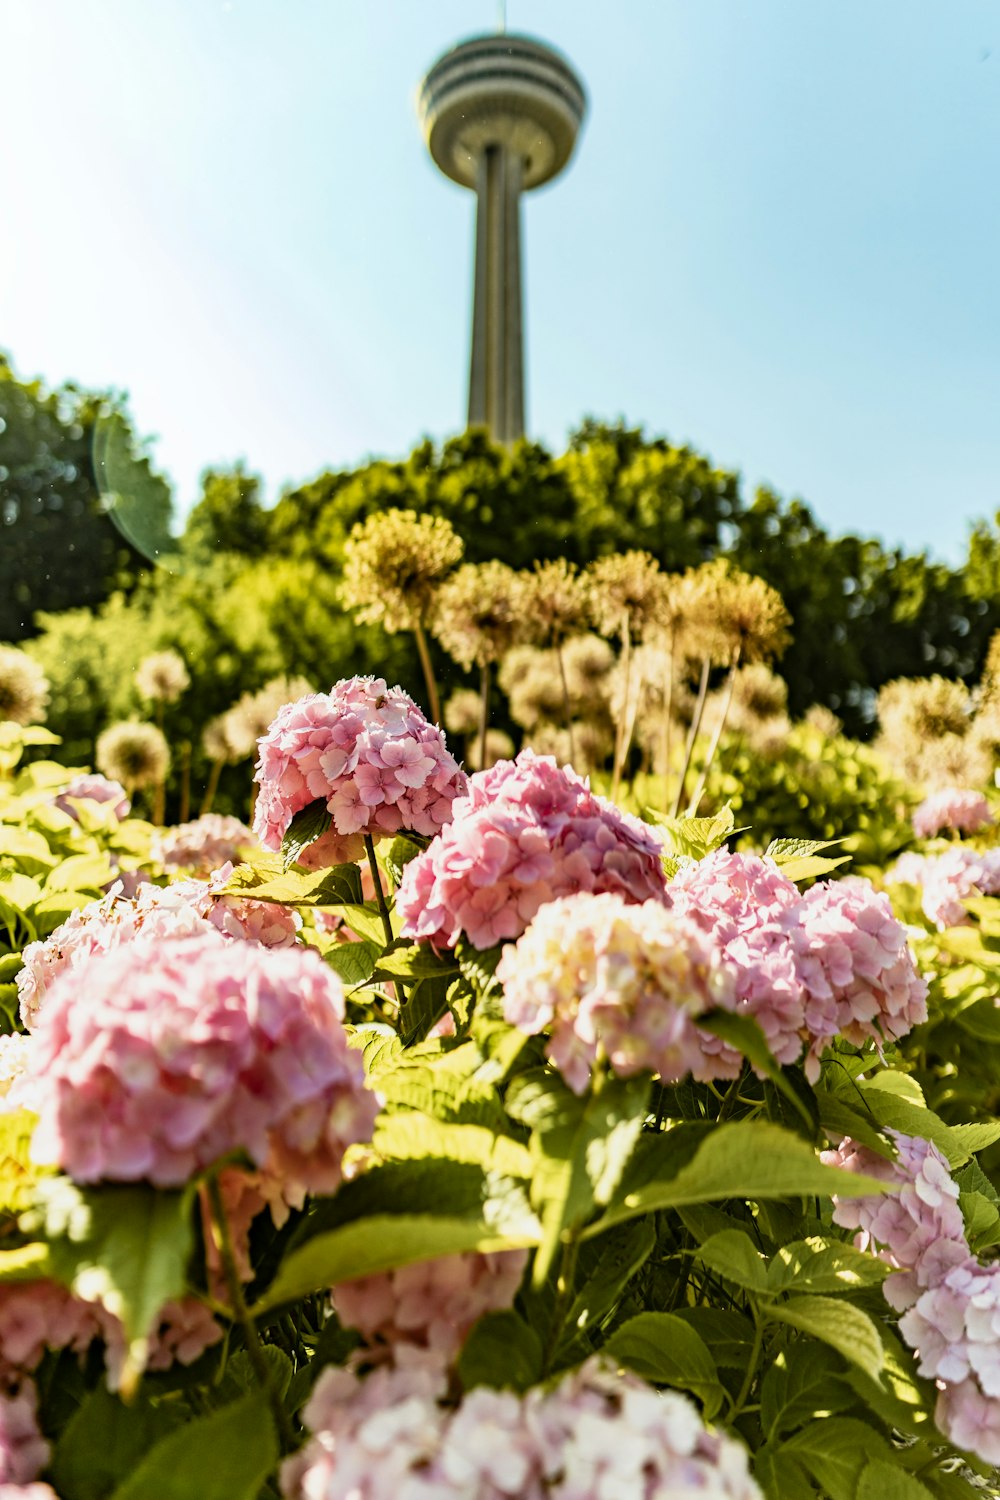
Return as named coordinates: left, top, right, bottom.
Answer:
left=766, top=1237, right=889, bottom=1294
left=652, top=805, right=740, bottom=860
left=760, top=1344, right=854, bottom=1440
left=602, top=1311, right=725, bottom=1417
left=281, top=798, right=332, bottom=869
left=50, top=1384, right=185, bottom=1500
left=672, top=1306, right=756, bottom=1368
left=256, top=1211, right=540, bottom=1313
left=856, top=1082, right=991, bottom=1168
left=220, top=855, right=363, bottom=907
left=695, top=1228, right=769, bottom=1293
left=697, top=1010, right=815, bottom=1129
left=558, top=1217, right=656, bottom=1355
left=25, top=1178, right=194, bottom=1392
left=765, top=1295, right=884, bottom=1380
left=375, top=941, right=459, bottom=981
left=107, top=1392, right=276, bottom=1500
left=754, top=1444, right=817, bottom=1500
left=458, top=1309, right=541, bottom=1393
left=857, top=1461, right=936, bottom=1500
left=372, top=1113, right=533, bottom=1179
left=44, top=852, right=114, bottom=892
left=780, top=1418, right=895, bottom=1500
left=0, top=871, right=42, bottom=911
left=586, top=1121, right=890, bottom=1237
left=323, top=937, right=380, bottom=986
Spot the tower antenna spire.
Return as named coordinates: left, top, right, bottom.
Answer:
left=498, top=0, right=506, bottom=32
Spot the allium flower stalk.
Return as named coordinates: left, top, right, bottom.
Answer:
left=396, top=751, right=666, bottom=951
left=252, top=677, right=466, bottom=869
left=497, top=892, right=735, bottom=1093
left=912, top=787, right=993, bottom=840
left=341, top=508, right=464, bottom=725
left=431, top=561, right=527, bottom=771
left=17, top=865, right=299, bottom=1029
left=282, top=1356, right=763, bottom=1500
left=332, top=1250, right=529, bottom=1367
left=586, top=551, right=669, bottom=796
left=0, top=647, right=49, bottom=730
left=520, top=561, right=592, bottom=765
left=25, top=933, right=378, bottom=1200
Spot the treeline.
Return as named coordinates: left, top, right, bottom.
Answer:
left=3, top=355, right=999, bottom=762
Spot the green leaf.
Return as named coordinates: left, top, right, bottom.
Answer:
left=454, top=937, right=503, bottom=1002
left=857, top=1462, right=936, bottom=1500
left=281, top=798, right=332, bottom=869
left=652, top=805, right=740, bottom=860
left=458, top=1310, right=542, bottom=1392
left=107, top=1392, right=277, bottom=1500
left=0, top=952, right=23, bottom=983
left=559, top=1217, right=656, bottom=1354
left=765, top=1295, right=884, bottom=1380
left=0, top=1108, right=46, bottom=1215
left=45, top=852, right=115, bottom=892
left=25, top=1178, right=194, bottom=1393
left=843, top=1324, right=938, bottom=1434
left=694, top=1228, right=768, bottom=1293
left=779, top=1418, right=895, bottom=1500
left=323, top=938, right=380, bottom=986
left=526, top=1073, right=651, bottom=1285
left=766, top=1237, right=889, bottom=1294
left=257, top=1210, right=540, bottom=1313
left=334, top=902, right=392, bottom=946
left=856, top=1081, right=995, bottom=1168
left=602, top=1312, right=725, bottom=1418
left=672, top=1306, right=756, bottom=1369
left=816, top=1087, right=893, bottom=1157
left=399, top=974, right=454, bottom=1044
left=222, top=855, right=363, bottom=906
left=374, top=940, right=458, bottom=982
left=760, top=1344, right=855, bottom=1440
left=50, top=1384, right=185, bottom=1500
left=765, top=837, right=850, bottom=882
left=586, top=1121, right=889, bottom=1237
left=697, top=1010, right=815, bottom=1129
left=754, top=1444, right=817, bottom=1500
left=372, top=1113, right=533, bottom=1178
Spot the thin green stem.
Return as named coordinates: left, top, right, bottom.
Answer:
left=554, top=638, right=577, bottom=767
left=478, top=661, right=491, bottom=772
left=540, top=1235, right=581, bottom=1376
left=730, top=1308, right=764, bottom=1419
left=200, top=757, right=223, bottom=816
left=611, top=616, right=632, bottom=800
left=686, top=646, right=741, bottom=817
left=206, top=1173, right=296, bottom=1450
left=364, top=833, right=394, bottom=949
left=413, top=620, right=442, bottom=727
left=672, top=655, right=711, bottom=817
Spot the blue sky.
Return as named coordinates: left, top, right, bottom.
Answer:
left=1, top=1, right=997, bottom=562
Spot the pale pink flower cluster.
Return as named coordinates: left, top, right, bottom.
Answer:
left=666, top=853, right=926, bottom=1080
left=887, top=846, right=1000, bottom=930
left=0, top=1486, right=57, bottom=1499
left=825, top=1130, right=1000, bottom=1464
left=282, top=1356, right=762, bottom=1500
left=0, top=1034, right=31, bottom=1101
left=16, top=866, right=298, bottom=1029
left=0, top=1384, right=49, bottom=1487
left=253, top=678, right=466, bottom=867
left=913, top=787, right=993, bottom=839
left=397, top=752, right=667, bottom=950
left=497, top=893, right=735, bottom=1093
left=0, top=1279, right=221, bottom=1391
left=153, top=814, right=258, bottom=876
left=26, top=934, right=378, bottom=1199
left=50, top=773, right=130, bottom=823
left=332, top=1251, right=528, bottom=1367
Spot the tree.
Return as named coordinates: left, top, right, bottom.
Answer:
left=182, top=465, right=271, bottom=559
left=0, top=354, right=173, bottom=641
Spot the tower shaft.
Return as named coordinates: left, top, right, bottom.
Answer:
left=469, top=144, right=524, bottom=444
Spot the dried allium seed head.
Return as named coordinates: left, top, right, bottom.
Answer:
left=431, top=561, right=527, bottom=669
left=135, top=650, right=190, bottom=704
left=465, top=728, right=515, bottom=771
left=560, top=633, right=614, bottom=701
left=586, top=551, right=668, bottom=642
left=443, top=689, right=483, bottom=738
left=683, top=559, right=791, bottom=666
left=878, top=676, right=972, bottom=744
left=972, top=701, right=1000, bottom=763
left=526, top=719, right=612, bottom=774
left=225, top=677, right=316, bottom=760
left=498, top=646, right=564, bottom=731
left=201, top=713, right=237, bottom=764
left=520, top=559, right=590, bottom=644
left=979, top=628, right=1000, bottom=708
left=0, top=647, right=49, bottom=726
left=95, top=721, right=170, bottom=791
left=803, top=704, right=843, bottom=738
left=341, top=509, right=463, bottom=634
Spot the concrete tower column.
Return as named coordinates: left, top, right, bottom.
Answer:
left=418, top=35, right=586, bottom=446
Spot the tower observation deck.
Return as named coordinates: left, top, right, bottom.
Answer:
left=417, top=34, right=586, bottom=445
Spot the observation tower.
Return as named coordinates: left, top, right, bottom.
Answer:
left=417, top=33, right=587, bottom=445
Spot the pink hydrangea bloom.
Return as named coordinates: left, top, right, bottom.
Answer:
left=282, top=1355, right=762, bottom=1500
left=396, top=752, right=667, bottom=951
left=666, top=853, right=926, bottom=1081
left=26, top=934, right=378, bottom=1196
left=50, top=773, right=130, bottom=823
left=497, top=892, right=735, bottom=1093
left=913, top=788, right=993, bottom=839
left=0, top=1487, right=58, bottom=1500
left=16, top=866, right=298, bottom=1029
left=0, top=1034, right=31, bottom=1103
left=0, top=1384, right=49, bottom=1487
left=252, top=678, right=466, bottom=866
left=332, top=1250, right=528, bottom=1367
left=887, top=846, right=1000, bottom=931
left=153, top=814, right=259, bottom=876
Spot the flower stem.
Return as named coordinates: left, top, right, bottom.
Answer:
left=554, top=639, right=576, bottom=767
left=686, top=646, right=741, bottom=817
left=200, top=757, right=223, bottom=816
left=672, top=655, right=711, bottom=817
left=611, top=616, right=632, bottom=800
left=206, top=1173, right=296, bottom=1451
left=413, top=620, right=442, bottom=727
left=364, top=833, right=394, bottom=950
left=478, top=661, right=491, bottom=772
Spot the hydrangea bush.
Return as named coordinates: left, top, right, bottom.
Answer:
left=1, top=698, right=1000, bottom=1499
